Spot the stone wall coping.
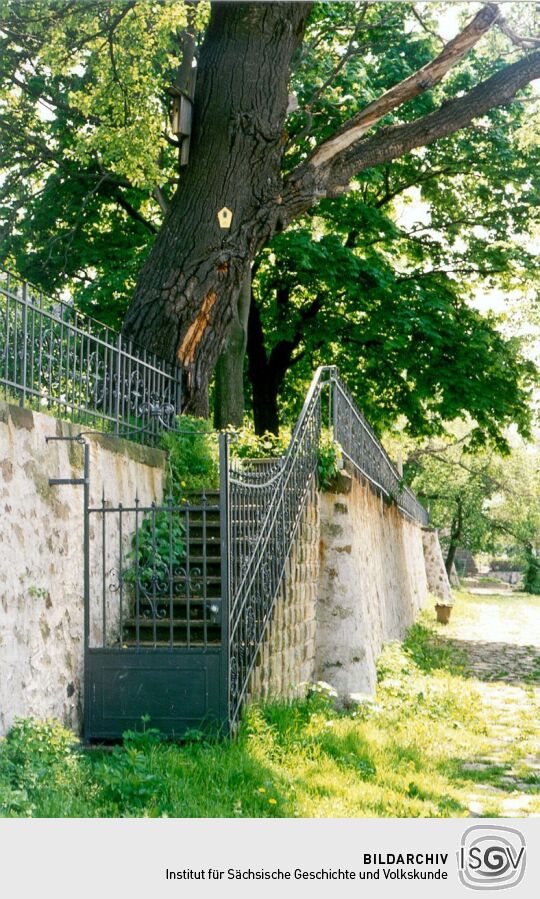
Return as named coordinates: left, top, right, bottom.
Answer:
left=0, top=401, right=167, bottom=469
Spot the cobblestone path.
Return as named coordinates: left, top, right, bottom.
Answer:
left=440, top=592, right=539, bottom=817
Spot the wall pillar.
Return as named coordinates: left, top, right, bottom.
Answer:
left=314, top=470, right=428, bottom=699
left=421, top=528, right=453, bottom=603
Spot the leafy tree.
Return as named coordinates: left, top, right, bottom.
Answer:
left=488, top=445, right=540, bottom=592
left=247, top=208, right=537, bottom=445
left=1, top=1, right=540, bottom=424
left=404, top=430, right=540, bottom=589
left=0, top=0, right=194, bottom=322
left=407, top=434, right=499, bottom=573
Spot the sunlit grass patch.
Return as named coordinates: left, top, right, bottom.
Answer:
left=1, top=590, right=537, bottom=818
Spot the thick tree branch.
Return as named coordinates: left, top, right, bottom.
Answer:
left=283, top=49, right=540, bottom=220
left=308, top=3, right=500, bottom=168
left=109, top=187, right=157, bottom=233
left=153, top=186, right=169, bottom=216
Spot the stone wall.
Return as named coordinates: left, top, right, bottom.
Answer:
left=422, top=528, right=453, bottom=604
left=315, top=470, right=428, bottom=698
left=0, top=403, right=165, bottom=736
left=248, top=483, right=319, bottom=702
left=246, top=467, right=433, bottom=705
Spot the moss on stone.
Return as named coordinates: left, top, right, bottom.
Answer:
left=90, top=432, right=166, bottom=469
left=6, top=404, right=34, bottom=431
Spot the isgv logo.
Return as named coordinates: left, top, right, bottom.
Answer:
left=458, top=825, right=526, bottom=890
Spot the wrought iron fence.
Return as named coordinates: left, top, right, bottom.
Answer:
left=50, top=357, right=428, bottom=737
left=223, top=366, right=428, bottom=728
left=0, top=268, right=182, bottom=442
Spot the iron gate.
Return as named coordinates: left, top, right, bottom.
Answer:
left=82, top=446, right=230, bottom=740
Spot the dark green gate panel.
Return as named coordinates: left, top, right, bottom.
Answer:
left=85, top=648, right=226, bottom=740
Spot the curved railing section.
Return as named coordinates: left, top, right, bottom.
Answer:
left=222, top=366, right=428, bottom=729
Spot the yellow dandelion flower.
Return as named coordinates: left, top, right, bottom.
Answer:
left=268, top=798, right=277, bottom=805
left=258, top=787, right=266, bottom=793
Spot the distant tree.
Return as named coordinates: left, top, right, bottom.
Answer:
left=407, top=435, right=498, bottom=573
left=489, top=446, right=540, bottom=592
left=406, top=433, right=540, bottom=588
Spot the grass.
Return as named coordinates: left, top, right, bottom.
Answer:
left=0, top=591, right=538, bottom=818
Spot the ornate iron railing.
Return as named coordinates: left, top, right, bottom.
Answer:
left=222, top=366, right=428, bottom=728
left=0, top=268, right=182, bottom=443
left=331, top=374, right=429, bottom=525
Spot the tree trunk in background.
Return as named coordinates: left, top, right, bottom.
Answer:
left=445, top=497, right=463, bottom=576
left=445, top=541, right=459, bottom=579
left=122, top=2, right=312, bottom=416
left=247, top=296, right=281, bottom=435
left=213, top=271, right=251, bottom=428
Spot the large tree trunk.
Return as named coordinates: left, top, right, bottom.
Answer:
left=213, top=270, right=251, bottom=429
left=122, top=2, right=312, bottom=416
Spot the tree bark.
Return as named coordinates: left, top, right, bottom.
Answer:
left=284, top=50, right=540, bottom=220
left=122, top=1, right=312, bottom=416
left=445, top=541, right=459, bottom=579
left=213, top=270, right=251, bottom=428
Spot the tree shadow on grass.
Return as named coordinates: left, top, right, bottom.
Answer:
left=441, top=756, right=540, bottom=810
left=402, top=622, right=468, bottom=675
left=438, top=638, right=540, bottom=687
left=403, top=622, right=540, bottom=687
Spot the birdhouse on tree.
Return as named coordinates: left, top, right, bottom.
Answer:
left=168, top=85, right=192, bottom=138
left=166, top=57, right=197, bottom=167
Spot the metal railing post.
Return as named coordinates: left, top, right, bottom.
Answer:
left=20, top=281, right=28, bottom=407
left=331, top=368, right=338, bottom=438
left=174, top=364, right=183, bottom=415
left=114, top=332, right=122, bottom=435
left=219, top=432, right=231, bottom=734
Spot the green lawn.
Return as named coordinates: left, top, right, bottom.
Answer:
left=1, top=591, right=538, bottom=818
